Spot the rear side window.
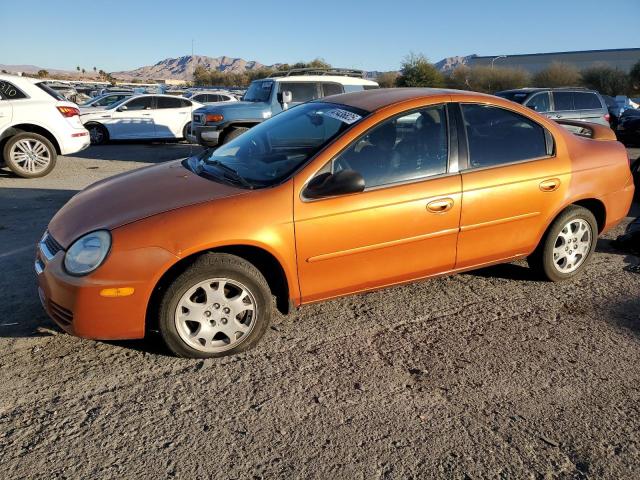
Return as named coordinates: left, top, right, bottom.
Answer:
left=180, top=98, right=192, bottom=108
left=553, top=92, right=573, bottom=111
left=322, top=83, right=343, bottom=96
left=461, top=104, right=550, bottom=169
left=156, top=97, right=183, bottom=109
left=0, top=80, right=27, bottom=100
left=573, top=92, right=602, bottom=110
left=280, top=82, right=319, bottom=103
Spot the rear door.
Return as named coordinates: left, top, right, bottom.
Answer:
left=0, top=87, right=13, bottom=134
left=550, top=91, right=578, bottom=121
left=456, top=103, right=568, bottom=268
left=154, top=96, right=191, bottom=137
left=574, top=91, right=608, bottom=125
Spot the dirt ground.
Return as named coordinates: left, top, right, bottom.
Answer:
left=0, top=144, right=639, bottom=479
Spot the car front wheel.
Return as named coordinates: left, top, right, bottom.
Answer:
left=3, top=132, right=57, bottom=178
left=528, top=206, right=598, bottom=282
left=158, top=253, right=273, bottom=358
left=86, top=123, right=108, bottom=145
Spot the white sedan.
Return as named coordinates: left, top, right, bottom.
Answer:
left=81, top=94, right=203, bottom=144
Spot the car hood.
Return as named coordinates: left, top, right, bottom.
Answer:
left=48, top=160, right=246, bottom=248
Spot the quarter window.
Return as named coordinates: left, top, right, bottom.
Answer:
left=461, top=104, right=549, bottom=168
left=331, top=105, right=449, bottom=188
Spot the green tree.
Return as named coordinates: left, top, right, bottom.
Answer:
left=581, top=65, right=629, bottom=96
left=452, top=66, right=529, bottom=93
left=532, top=62, right=581, bottom=88
left=376, top=71, right=399, bottom=88
left=37, top=69, right=49, bottom=78
left=396, top=53, right=444, bottom=88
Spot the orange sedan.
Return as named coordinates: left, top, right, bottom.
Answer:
left=35, top=89, right=635, bottom=358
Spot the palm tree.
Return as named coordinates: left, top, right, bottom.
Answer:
left=93, top=66, right=97, bottom=73
left=76, top=66, right=80, bottom=72
left=81, top=68, right=86, bottom=75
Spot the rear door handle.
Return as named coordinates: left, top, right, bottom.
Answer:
left=427, top=198, right=454, bottom=213
left=539, top=178, right=560, bottom=192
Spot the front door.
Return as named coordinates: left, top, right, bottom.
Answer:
left=294, top=104, right=461, bottom=303
left=105, top=96, right=155, bottom=139
left=456, top=103, right=570, bottom=269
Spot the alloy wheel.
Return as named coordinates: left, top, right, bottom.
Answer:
left=174, top=278, right=257, bottom=353
left=552, top=218, right=592, bottom=274
left=9, top=138, right=51, bottom=174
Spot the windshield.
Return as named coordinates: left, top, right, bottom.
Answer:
left=243, top=80, right=273, bottom=103
left=194, top=102, right=368, bottom=187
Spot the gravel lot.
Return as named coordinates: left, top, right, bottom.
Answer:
left=0, top=144, right=639, bottom=479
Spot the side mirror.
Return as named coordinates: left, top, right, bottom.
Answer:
left=117, top=105, right=128, bottom=112
left=304, top=169, right=365, bottom=199
left=280, top=90, right=293, bottom=110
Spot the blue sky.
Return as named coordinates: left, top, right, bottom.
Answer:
left=1, top=0, right=638, bottom=72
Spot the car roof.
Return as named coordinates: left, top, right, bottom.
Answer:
left=0, top=73, right=41, bottom=84
left=267, top=75, right=378, bottom=86
left=319, top=88, right=494, bottom=112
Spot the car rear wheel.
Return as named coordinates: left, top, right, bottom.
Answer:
left=158, top=253, right=273, bottom=358
left=3, top=132, right=57, bottom=178
left=86, top=123, right=108, bottom=145
left=182, top=122, right=192, bottom=141
left=222, top=127, right=250, bottom=144
left=528, top=206, right=598, bottom=282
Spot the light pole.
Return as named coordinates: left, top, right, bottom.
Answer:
left=491, top=55, right=507, bottom=69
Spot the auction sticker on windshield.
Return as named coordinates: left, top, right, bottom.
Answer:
left=324, top=108, right=362, bottom=125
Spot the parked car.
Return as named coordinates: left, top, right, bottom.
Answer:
left=35, top=88, right=634, bottom=358
left=601, top=95, right=623, bottom=128
left=80, top=92, right=132, bottom=110
left=496, top=88, right=610, bottom=131
left=185, top=90, right=238, bottom=105
left=81, top=94, right=203, bottom=144
left=615, top=108, right=640, bottom=146
left=0, top=74, right=89, bottom=178
left=192, top=68, right=379, bottom=147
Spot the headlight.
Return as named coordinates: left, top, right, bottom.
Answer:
left=64, top=230, right=111, bottom=275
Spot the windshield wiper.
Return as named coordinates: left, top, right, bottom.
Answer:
left=205, top=160, right=254, bottom=189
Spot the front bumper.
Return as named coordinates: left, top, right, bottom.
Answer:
left=35, top=232, right=177, bottom=340
left=193, top=125, right=222, bottom=147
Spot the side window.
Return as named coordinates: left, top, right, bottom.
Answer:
left=461, top=104, right=549, bottom=169
left=331, top=105, right=449, bottom=189
left=322, top=83, right=343, bottom=96
left=192, top=94, right=205, bottom=102
left=280, top=82, right=318, bottom=103
left=123, top=97, right=153, bottom=111
left=156, top=97, right=184, bottom=109
left=526, top=92, right=550, bottom=113
left=0, top=80, right=27, bottom=100
left=553, top=92, right=573, bottom=111
left=573, top=92, right=602, bottom=110
left=179, top=99, right=192, bottom=108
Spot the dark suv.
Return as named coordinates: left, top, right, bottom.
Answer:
left=496, top=88, right=610, bottom=127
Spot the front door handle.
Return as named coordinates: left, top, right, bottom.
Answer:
left=427, top=198, right=454, bottom=213
left=539, top=178, right=560, bottom=192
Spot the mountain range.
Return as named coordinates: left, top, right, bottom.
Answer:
left=0, top=54, right=474, bottom=81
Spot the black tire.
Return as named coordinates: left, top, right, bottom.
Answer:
left=222, top=127, right=250, bottom=144
left=528, top=205, right=598, bottom=282
left=3, top=132, right=57, bottom=178
left=86, top=123, right=109, bottom=145
left=182, top=122, right=192, bottom=141
left=158, top=253, right=273, bottom=358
